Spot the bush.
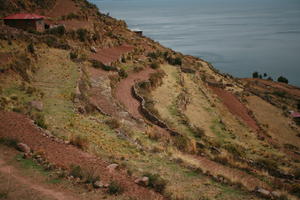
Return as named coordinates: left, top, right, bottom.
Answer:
left=273, top=91, right=287, bottom=97
left=252, top=72, right=259, bottom=78
left=69, top=134, right=88, bottom=150
left=70, top=164, right=83, bottom=179
left=277, top=76, right=289, bottom=84
left=77, top=28, right=88, bottom=42
left=167, top=56, right=182, bottom=66
left=118, top=69, right=128, bottom=78
left=91, top=59, right=104, bottom=68
left=0, top=138, right=18, bottom=149
left=33, top=113, right=47, bottom=129
left=27, top=43, right=35, bottom=54
left=149, top=71, right=165, bottom=87
left=256, top=158, right=278, bottom=173
left=223, top=144, right=245, bottom=158
left=143, top=173, right=166, bottom=193
left=105, top=118, right=120, bottom=129
left=69, top=52, right=78, bottom=60
left=150, top=62, right=160, bottom=69
left=107, top=181, right=124, bottom=195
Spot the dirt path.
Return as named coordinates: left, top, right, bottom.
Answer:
left=0, top=111, right=164, bottom=200
left=210, top=86, right=259, bottom=131
left=0, top=158, right=76, bottom=200
left=115, top=67, right=156, bottom=119
left=194, top=155, right=269, bottom=191
left=90, top=45, right=134, bottom=65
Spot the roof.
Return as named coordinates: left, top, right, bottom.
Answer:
left=3, top=13, right=45, bottom=20
left=291, top=111, right=300, bottom=118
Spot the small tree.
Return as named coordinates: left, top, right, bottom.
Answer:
left=252, top=71, right=259, bottom=78
left=267, top=76, right=273, bottom=81
left=263, top=73, right=267, bottom=77
left=277, top=76, right=289, bottom=84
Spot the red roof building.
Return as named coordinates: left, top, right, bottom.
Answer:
left=2, top=13, right=46, bottom=32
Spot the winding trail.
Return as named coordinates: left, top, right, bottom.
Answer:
left=115, top=67, right=156, bottom=119
left=0, top=158, right=77, bottom=200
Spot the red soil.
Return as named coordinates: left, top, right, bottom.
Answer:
left=46, top=0, right=78, bottom=18
left=115, top=68, right=156, bottom=119
left=90, top=45, right=134, bottom=65
left=210, top=87, right=259, bottom=131
left=0, top=111, right=164, bottom=200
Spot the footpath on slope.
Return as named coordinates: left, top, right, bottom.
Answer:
left=0, top=157, right=77, bottom=200
left=115, top=67, right=156, bottom=119
left=0, top=111, right=164, bottom=200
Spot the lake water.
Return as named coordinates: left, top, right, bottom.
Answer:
left=90, top=0, right=300, bottom=86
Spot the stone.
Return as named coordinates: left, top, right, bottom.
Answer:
left=30, top=101, right=43, bottom=111
left=271, top=191, right=281, bottom=198
left=17, top=143, right=31, bottom=154
left=93, top=181, right=104, bottom=188
left=107, top=163, right=119, bottom=173
left=255, top=187, right=271, bottom=197
left=90, top=46, right=97, bottom=53
left=135, top=176, right=149, bottom=187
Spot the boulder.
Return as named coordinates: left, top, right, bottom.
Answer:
left=90, top=46, right=97, bottom=53
left=30, top=101, right=43, bottom=111
left=93, top=181, right=104, bottom=188
left=255, top=187, right=271, bottom=197
left=271, top=191, right=281, bottom=198
left=107, top=163, right=119, bottom=173
left=17, top=143, right=31, bottom=154
left=135, top=176, right=149, bottom=187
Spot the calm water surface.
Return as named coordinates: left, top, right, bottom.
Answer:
left=90, top=0, right=300, bottom=86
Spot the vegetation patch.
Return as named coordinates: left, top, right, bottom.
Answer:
left=143, top=173, right=167, bottom=193
left=107, top=181, right=124, bottom=195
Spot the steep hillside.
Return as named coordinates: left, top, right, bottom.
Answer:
left=0, top=0, right=300, bottom=199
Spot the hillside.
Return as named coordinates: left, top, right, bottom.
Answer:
left=0, top=0, right=300, bottom=199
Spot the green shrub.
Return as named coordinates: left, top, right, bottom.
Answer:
left=150, top=62, right=160, bottom=69
left=91, top=59, right=104, bottom=68
left=149, top=71, right=165, bottom=87
left=105, top=118, right=120, bottom=129
left=70, top=165, right=83, bottom=179
left=252, top=72, right=259, bottom=78
left=256, top=158, right=278, bottom=172
left=32, top=113, right=47, bottom=129
left=223, top=144, right=245, bottom=158
left=277, top=76, right=289, bottom=84
left=69, top=134, right=88, bottom=150
left=143, top=173, right=166, bottom=193
left=107, top=181, right=124, bottom=195
left=273, top=91, right=287, bottom=98
left=27, top=43, right=35, bottom=54
left=118, top=68, right=128, bottom=78
left=69, top=52, right=78, bottom=60
left=0, top=138, right=18, bottom=149
left=167, top=56, right=182, bottom=66
left=77, top=28, right=88, bottom=42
